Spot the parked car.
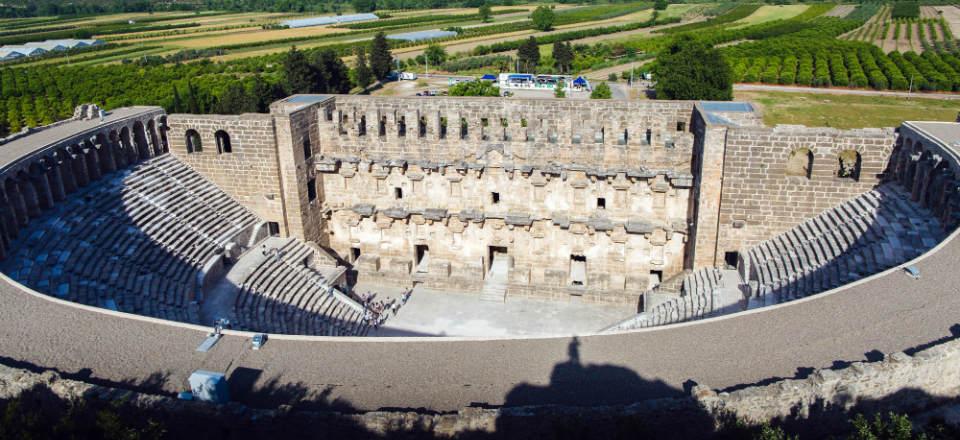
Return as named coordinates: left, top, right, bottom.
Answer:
left=400, top=72, right=418, bottom=80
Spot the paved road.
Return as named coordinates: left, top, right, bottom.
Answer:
left=0, top=221, right=957, bottom=412
left=735, top=84, right=960, bottom=100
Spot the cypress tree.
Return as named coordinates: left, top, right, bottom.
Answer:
left=370, top=32, right=394, bottom=81
left=518, top=37, right=541, bottom=73
left=282, top=46, right=316, bottom=95
left=354, top=47, right=374, bottom=89
left=171, top=84, right=183, bottom=113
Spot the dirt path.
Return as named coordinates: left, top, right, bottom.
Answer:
left=824, top=4, right=855, bottom=18
left=734, top=83, right=960, bottom=100
left=934, top=6, right=960, bottom=37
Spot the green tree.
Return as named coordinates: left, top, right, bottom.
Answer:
left=654, top=0, right=668, bottom=11
left=370, top=31, right=394, bottom=81
left=591, top=82, right=612, bottom=99
left=531, top=5, right=555, bottom=31
left=249, top=75, right=276, bottom=113
left=214, top=82, right=250, bottom=114
left=449, top=80, right=500, bottom=96
left=185, top=81, right=202, bottom=113
left=313, top=49, right=352, bottom=93
left=554, top=79, right=566, bottom=98
left=552, top=40, right=574, bottom=73
left=848, top=412, right=916, bottom=440
left=6, top=106, right=20, bottom=133
left=424, top=43, right=447, bottom=66
left=654, top=35, right=733, bottom=101
left=170, top=84, right=183, bottom=113
left=479, top=4, right=492, bottom=22
left=354, top=47, right=374, bottom=89
left=282, top=46, right=316, bottom=95
left=518, top=36, right=540, bottom=73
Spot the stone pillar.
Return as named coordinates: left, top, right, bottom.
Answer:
left=19, top=176, right=42, bottom=218
left=83, top=147, right=102, bottom=181
left=689, top=120, right=727, bottom=269
left=57, top=152, right=77, bottom=194
left=29, top=168, right=54, bottom=211
left=70, top=148, right=90, bottom=187
left=47, top=161, right=66, bottom=202
left=111, top=139, right=128, bottom=170
left=4, top=184, right=28, bottom=228
left=96, top=140, right=117, bottom=173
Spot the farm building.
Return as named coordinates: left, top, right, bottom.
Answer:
left=282, top=13, right=379, bottom=28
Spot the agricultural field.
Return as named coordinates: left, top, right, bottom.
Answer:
left=0, top=0, right=957, bottom=138
left=841, top=4, right=956, bottom=52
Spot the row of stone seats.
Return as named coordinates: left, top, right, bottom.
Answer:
left=681, top=267, right=722, bottom=297
left=234, top=239, right=370, bottom=336
left=1, top=154, right=259, bottom=324
left=602, top=268, right=722, bottom=331
left=747, top=183, right=944, bottom=303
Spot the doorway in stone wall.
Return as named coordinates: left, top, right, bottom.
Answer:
left=569, top=255, right=586, bottom=286
left=488, top=246, right=509, bottom=276
left=415, top=244, right=430, bottom=273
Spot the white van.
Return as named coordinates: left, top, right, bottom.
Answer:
left=400, top=72, right=418, bottom=80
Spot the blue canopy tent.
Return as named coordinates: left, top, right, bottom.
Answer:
left=480, top=74, right=497, bottom=81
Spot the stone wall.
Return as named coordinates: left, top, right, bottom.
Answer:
left=716, top=125, right=896, bottom=257
left=305, top=96, right=701, bottom=301
left=318, top=96, right=697, bottom=169
left=4, top=334, right=960, bottom=438
left=167, top=113, right=285, bottom=230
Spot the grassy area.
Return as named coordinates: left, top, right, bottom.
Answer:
left=737, top=91, right=960, bottom=129
left=728, top=5, right=809, bottom=27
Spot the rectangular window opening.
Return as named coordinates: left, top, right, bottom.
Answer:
left=597, top=197, right=606, bottom=209
left=724, top=251, right=739, bottom=270
left=491, top=192, right=500, bottom=204
left=394, top=187, right=403, bottom=200
left=307, top=178, right=317, bottom=202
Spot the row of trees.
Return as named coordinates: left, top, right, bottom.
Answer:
left=730, top=44, right=960, bottom=92
left=0, top=28, right=399, bottom=136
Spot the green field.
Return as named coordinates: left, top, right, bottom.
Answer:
left=737, top=91, right=960, bottom=129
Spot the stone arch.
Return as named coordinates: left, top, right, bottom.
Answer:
left=215, top=130, right=232, bottom=154
left=185, top=129, right=202, bottom=154
left=27, top=162, right=54, bottom=211
left=837, top=149, right=862, bottom=181
left=0, top=187, right=19, bottom=241
left=925, top=161, right=952, bottom=210
left=16, top=170, right=41, bottom=218
left=39, top=155, right=65, bottom=202
left=147, top=119, right=162, bottom=156
left=120, top=126, right=137, bottom=164
left=133, top=121, right=151, bottom=160
left=3, top=178, right=27, bottom=227
left=94, top=133, right=117, bottom=173
left=109, top=130, right=127, bottom=169
left=158, top=116, right=169, bottom=152
left=54, top=147, right=77, bottom=194
left=67, top=145, right=90, bottom=187
left=82, top=140, right=101, bottom=181
left=785, top=148, right=813, bottom=179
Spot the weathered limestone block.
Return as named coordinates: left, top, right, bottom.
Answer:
left=388, top=258, right=412, bottom=275
left=544, top=269, right=566, bottom=286
left=356, top=254, right=380, bottom=272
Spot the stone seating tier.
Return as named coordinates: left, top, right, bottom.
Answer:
left=1, top=154, right=259, bottom=324
left=234, top=239, right=370, bottom=336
